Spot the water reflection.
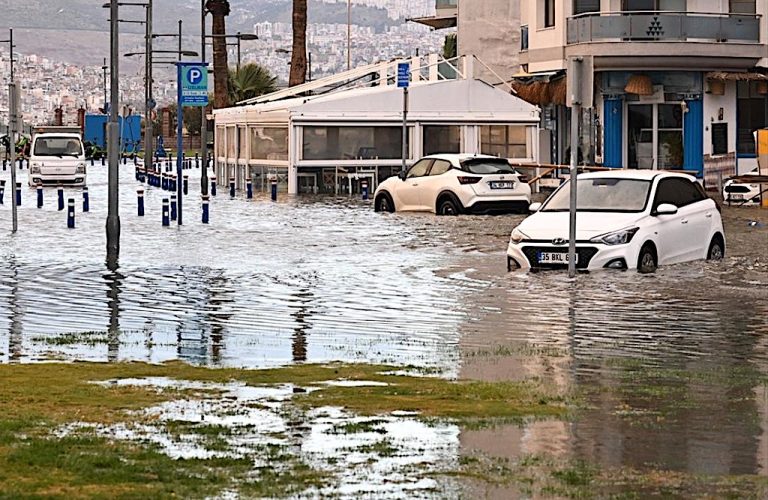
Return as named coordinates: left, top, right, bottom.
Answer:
left=104, top=268, right=123, bottom=362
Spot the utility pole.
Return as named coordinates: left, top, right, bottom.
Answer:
left=9, top=29, right=14, bottom=82
left=8, top=83, right=18, bottom=233
left=236, top=31, right=242, bottom=71
left=347, top=0, right=351, bottom=70
left=102, top=58, right=108, bottom=111
left=106, top=0, right=121, bottom=269
left=144, top=0, right=153, bottom=170
left=200, top=0, right=209, bottom=195
left=178, top=20, right=183, bottom=61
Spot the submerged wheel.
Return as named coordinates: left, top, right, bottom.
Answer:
left=637, top=243, right=658, bottom=274
left=707, top=235, right=725, bottom=261
left=437, top=197, right=460, bottom=216
left=374, top=193, right=394, bottom=213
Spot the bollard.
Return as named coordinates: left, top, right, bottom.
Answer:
left=211, top=176, right=217, bottom=196
left=183, top=175, right=189, bottom=196
left=229, top=177, right=235, bottom=198
left=170, top=175, right=177, bottom=193
left=90, top=157, right=94, bottom=166
left=195, top=153, right=200, bottom=168
left=101, top=157, right=105, bottom=166
left=0, top=180, right=5, bottom=204
left=361, top=180, right=369, bottom=201
left=67, top=198, right=75, bottom=229
left=271, top=178, right=278, bottom=202
left=202, top=195, right=210, bottom=224
left=134, top=156, right=138, bottom=166
left=57, top=186, right=64, bottom=211
left=37, top=183, right=43, bottom=208
left=246, top=178, right=253, bottom=199
left=135, top=166, right=141, bottom=181
left=15, top=182, right=21, bottom=206
left=2, top=159, right=6, bottom=170
left=161, top=173, right=167, bottom=191
left=18, top=158, right=23, bottom=169
left=170, top=194, right=178, bottom=221
left=122, top=156, right=127, bottom=165
left=162, top=198, right=170, bottom=226
left=82, top=187, right=90, bottom=213
left=137, top=188, right=145, bottom=216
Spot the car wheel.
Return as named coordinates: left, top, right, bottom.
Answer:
left=707, top=235, right=725, bottom=261
left=437, top=197, right=460, bottom=216
left=374, top=193, right=394, bottom=213
left=637, top=243, right=657, bottom=274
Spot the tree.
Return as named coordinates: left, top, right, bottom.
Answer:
left=443, top=33, right=457, bottom=59
left=289, top=0, right=308, bottom=87
left=164, top=103, right=202, bottom=135
left=205, top=0, right=231, bottom=108
left=228, top=63, right=278, bottom=103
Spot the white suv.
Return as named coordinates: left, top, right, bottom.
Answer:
left=506, top=170, right=725, bottom=273
left=374, top=154, right=531, bottom=215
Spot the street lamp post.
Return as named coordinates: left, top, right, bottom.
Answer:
left=101, top=58, right=108, bottom=112
left=107, top=0, right=121, bottom=268
left=205, top=33, right=258, bottom=71
left=0, top=29, right=15, bottom=82
left=347, top=0, right=351, bottom=70
left=145, top=0, right=153, bottom=169
left=201, top=0, right=208, bottom=195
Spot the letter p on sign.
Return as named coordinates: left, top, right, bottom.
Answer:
left=188, top=68, right=203, bottom=85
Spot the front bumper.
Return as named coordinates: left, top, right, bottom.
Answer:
left=507, top=242, right=636, bottom=271
left=29, top=173, right=86, bottom=186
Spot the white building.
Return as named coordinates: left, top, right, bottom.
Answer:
left=213, top=55, right=540, bottom=195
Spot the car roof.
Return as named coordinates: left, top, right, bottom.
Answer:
left=578, top=169, right=696, bottom=182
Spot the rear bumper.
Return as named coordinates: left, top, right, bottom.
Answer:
left=467, top=200, right=530, bottom=214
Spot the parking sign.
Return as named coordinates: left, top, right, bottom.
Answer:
left=179, top=63, right=209, bottom=107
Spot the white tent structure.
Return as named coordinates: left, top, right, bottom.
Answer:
left=213, top=55, right=541, bottom=195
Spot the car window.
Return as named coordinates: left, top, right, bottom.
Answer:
left=429, top=159, right=452, bottom=176
left=462, top=159, right=515, bottom=174
left=542, top=178, right=651, bottom=212
left=407, top=159, right=432, bottom=179
left=653, top=178, right=704, bottom=210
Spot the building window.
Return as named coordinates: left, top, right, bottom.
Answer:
left=521, top=25, right=529, bottom=51
left=423, top=125, right=461, bottom=155
left=730, top=0, right=756, bottom=14
left=480, top=125, right=531, bottom=159
left=216, top=127, right=226, bottom=156
left=538, top=0, right=555, bottom=28
left=737, top=81, right=767, bottom=155
left=622, top=0, right=685, bottom=10
left=238, top=127, right=247, bottom=159
left=302, top=126, right=404, bottom=160
left=250, top=127, right=289, bottom=161
left=226, top=127, right=236, bottom=158
left=573, top=0, right=600, bottom=15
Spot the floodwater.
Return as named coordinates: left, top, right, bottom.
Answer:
left=1, top=163, right=768, bottom=496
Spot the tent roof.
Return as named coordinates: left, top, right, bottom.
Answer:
left=214, top=78, right=540, bottom=124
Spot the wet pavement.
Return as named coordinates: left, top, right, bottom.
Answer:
left=1, top=162, right=768, bottom=496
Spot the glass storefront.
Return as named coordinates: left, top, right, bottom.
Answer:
left=250, top=127, right=289, bottom=161
left=302, top=126, right=405, bottom=160
left=480, top=125, right=530, bottom=159
left=423, top=125, right=461, bottom=155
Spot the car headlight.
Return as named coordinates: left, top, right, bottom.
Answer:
left=510, top=227, right=531, bottom=244
left=30, top=163, right=41, bottom=174
left=76, top=163, right=86, bottom=174
left=590, top=227, right=639, bottom=246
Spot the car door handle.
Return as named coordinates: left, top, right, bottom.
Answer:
left=411, top=183, right=419, bottom=187
left=705, top=213, right=712, bottom=218
left=681, top=219, right=689, bottom=224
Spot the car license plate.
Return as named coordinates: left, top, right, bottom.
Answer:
left=537, top=252, right=578, bottom=264
left=489, top=181, right=515, bottom=189
left=730, top=194, right=744, bottom=200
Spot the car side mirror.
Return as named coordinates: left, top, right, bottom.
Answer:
left=398, top=171, right=407, bottom=181
left=528, top=202, right=542, bottom=213
left=655, top=203, right=678, bottom=216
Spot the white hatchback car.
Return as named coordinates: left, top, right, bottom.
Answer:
left=723, top=169, right=762, bottom=206
left=506, top=170, right=725, bottom=273
left=374, top=154, right=531, bottom=215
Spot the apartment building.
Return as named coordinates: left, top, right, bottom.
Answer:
left=518, top=0, right=768, bottom=177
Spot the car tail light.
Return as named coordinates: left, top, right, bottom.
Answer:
left=517, top=174, right=528, bottom=183
left=457, top=176, right=482, bottom=185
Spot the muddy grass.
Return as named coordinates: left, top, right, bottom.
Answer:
left=0, top=361, right=568, bottom=498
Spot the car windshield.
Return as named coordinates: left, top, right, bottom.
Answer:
left=34, top=137, right=83, bottom=157
left=542, top=178, right=652, bottom=212
left=461, top=159, right=515, bottom=175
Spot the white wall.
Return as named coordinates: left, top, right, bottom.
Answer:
left=702, top=81, right=737, bottom=157
left=458, top=0, right=521, bottom=82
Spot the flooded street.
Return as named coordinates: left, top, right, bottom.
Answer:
left=2, top=163, right=768, bottom=497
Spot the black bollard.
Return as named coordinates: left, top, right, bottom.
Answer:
left=183, top=175, right=189, bottom=196
left=36, top=183, right=43, bottom=208
left=229, top=177, right=235, bottom=198
left=271, top=178, right=278, bottom=202
left=211, top=176, right=217, bottom=196
left=67, top=198, right=75, bottom=229
left=162, top=198, right=169, bottom=226
left=82, top=187, right=90, bottom=213
left=15, top=182, right=21, bottom=206
left=246, top=178, right=253, bottom=199
left=137, top=188, right=145, bottom=216
left=170, top=194, right=177, bottom=221
left=0, top=180, right=5, bottom=204
left=202, top=195, right=210, bottom=224
left=57, top=186, right=64, bottom=211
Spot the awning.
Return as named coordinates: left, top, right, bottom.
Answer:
left=408, top=15, right=458, bottom=30
left=707, top=71, right=768, bottom=81
left=510, top=78, right=566, bottom=106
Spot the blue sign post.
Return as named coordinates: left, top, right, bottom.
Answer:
left=176, top=62, right=209, bottom=226
left=397, top=62, right=410, bottom=173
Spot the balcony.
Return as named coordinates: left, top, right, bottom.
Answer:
left=567, top=11, right=761, bottom=44
left=410, top=0, right=458, bottom=30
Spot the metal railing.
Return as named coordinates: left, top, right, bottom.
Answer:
left=567, top=11, right=761, bottom=44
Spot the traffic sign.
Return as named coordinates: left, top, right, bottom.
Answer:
left=179, top=62, right=209, bottom=107
left=397, top=62, right=410, bottom=88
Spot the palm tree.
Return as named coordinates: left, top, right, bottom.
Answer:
left=228, top=64, right=278, bottom=103
left=205, top=0, right=231, bottom=108
left=289, top=0, right=308, bottom=87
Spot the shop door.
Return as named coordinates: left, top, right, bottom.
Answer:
left=627, top=103, right=683, bottom=170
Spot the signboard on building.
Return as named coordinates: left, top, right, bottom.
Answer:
left=179, top=63, right=209, bottom=107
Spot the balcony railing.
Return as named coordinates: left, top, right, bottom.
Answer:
left=567, top=11, right=761, bottom=44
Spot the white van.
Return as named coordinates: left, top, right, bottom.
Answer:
left=28, top=127, right=87, bottom=186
